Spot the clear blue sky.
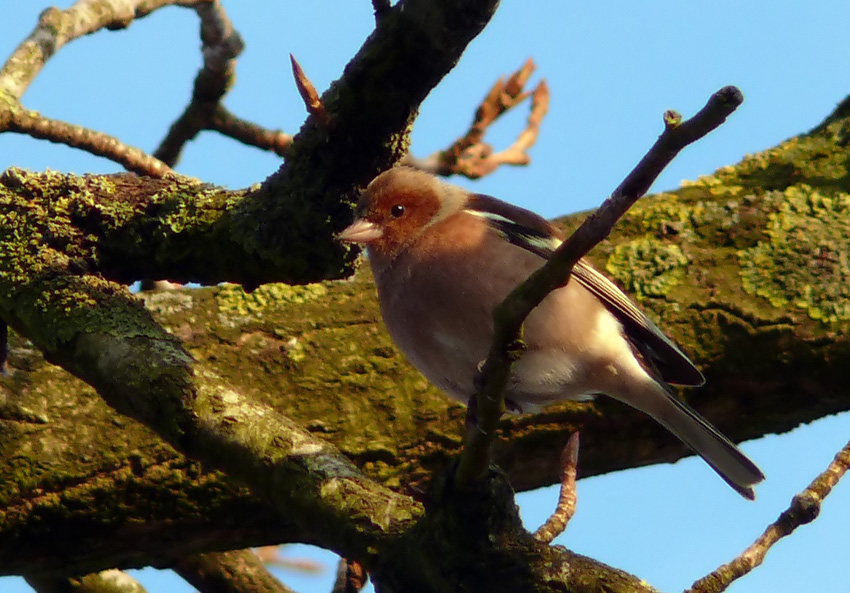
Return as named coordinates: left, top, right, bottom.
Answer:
left=2, top=2, right=849, bottom=592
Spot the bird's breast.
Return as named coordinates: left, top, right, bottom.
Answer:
left=368, top=219, right=620, bottom=405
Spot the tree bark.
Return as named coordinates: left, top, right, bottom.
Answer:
left=2, top=95, right=850, bottom=580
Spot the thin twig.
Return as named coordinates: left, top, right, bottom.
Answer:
left=454, top=86, right=745, bottom=486
left=210, top=105, right=293, bottom=156
left=404, top=60, right=548, bottom=179
left=0, top=0, right=210, bottom=176
left=290, top=54, right=333, bottom=129
left=153, top=0, right=245, bottom=166
left=534, top=432, right=579, bottom=544
left=686, top=438, right=850, bottom=593
left=9, top=107, right=173, bottom=177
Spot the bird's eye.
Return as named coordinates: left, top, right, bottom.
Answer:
left=390, top=204, right=405, bottom=218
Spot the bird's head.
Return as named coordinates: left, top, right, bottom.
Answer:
left=338, top=167, right=467, bottom=258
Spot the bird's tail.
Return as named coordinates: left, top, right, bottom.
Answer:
left=642, top=385, right=765, bottom=499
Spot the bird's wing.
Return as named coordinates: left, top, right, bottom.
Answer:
left=466, top=193, right=704, bottom=386
left=571, top=260, right=704, bottom=386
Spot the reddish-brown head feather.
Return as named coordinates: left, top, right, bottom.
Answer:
left=345, top=168, right=459, bottom=258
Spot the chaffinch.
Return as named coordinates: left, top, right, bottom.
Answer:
left=338, top=166, right=764, bottom=499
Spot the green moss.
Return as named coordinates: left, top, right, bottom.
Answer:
left=215, top=282, right=329, bottom=316
left=633, top=194, right=693, bottom=234
left=0, top=169, right=173, bottom=350
left=738, top=185, right=850, bottom=322
left=605, top=236, right=689, bottom=299
left=693, top=121, right=850, bottom=195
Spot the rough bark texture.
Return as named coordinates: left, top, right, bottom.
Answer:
left=4, top=0, right=850, bottom=587
left=2, top=95, right=850, bottom=583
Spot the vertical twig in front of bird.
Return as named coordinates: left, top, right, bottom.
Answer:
left=454, top=86, right=745, bottom=486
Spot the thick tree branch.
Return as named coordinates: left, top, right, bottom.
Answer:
left=0, top=266, right=422, bottom=568
left=457, top=86, right=745, bottom=485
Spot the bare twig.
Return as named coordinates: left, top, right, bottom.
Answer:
left=331, top=558, right=368, bottom=593
left=0, top=0, right=203, bottom=101
left=0, top=0, right=206, bottom=176
left=290, top=54, right=333, bottom=130
left=0, top=0, right=289, bottom=174
left=174, top=549, right=296, bottom=593
left=153, top=0, right=245, bottom=166
left=454, top=86, right=745, bottom=486
left=7, top=107, right=173, bottom=177
left=211, top=105, right=293, bottom=156
left=404, top=59, right=548, bottom=179
left=687, top=438, right=850, bottom=593
left=534, top=433, right=580, bottom=544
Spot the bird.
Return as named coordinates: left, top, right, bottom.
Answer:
left=338, top=166, right=765, bottom=499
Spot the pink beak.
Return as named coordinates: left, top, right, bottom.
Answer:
left=338, top=219, right=383, bottom=244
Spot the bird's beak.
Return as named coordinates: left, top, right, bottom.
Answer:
left=338, top=219, right=383, bottom=244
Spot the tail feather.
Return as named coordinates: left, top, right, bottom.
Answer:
left=651, top=389, right=765, bottom=499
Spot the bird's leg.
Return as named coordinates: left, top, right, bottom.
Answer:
left=533, top=432, right=580, bottom=543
